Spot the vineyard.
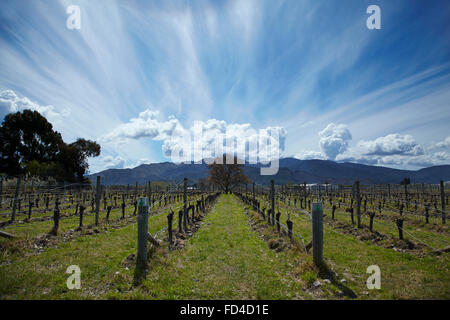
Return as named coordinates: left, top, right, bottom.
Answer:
left=0, top=177, right=449, bottom=299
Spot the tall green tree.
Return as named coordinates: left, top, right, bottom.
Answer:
left=0, top=110, right=63, bottom=175
left=55, top=138, right=101, bottom=182
left=0, top=110, right=100, bottom=182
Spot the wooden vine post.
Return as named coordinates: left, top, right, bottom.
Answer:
left=183, top=178, right=188, bottom=230
left=94, top=176, right=101, bottom=226
left=148, top=181, right=152, bottom=206
left=167, top=211, right=174, bottom=248
left=286, top=215, right=293, bottom=240
left=440, top=181, right=446, bottom=224
left=312, top=202, right=323, bottom=267
left=355, top=181, right=361, bottom=228
left=11, top=176, right=21, bottom=222
left=396, top=219, right=404, bottom=240
left=304, top=182, right=307, bottom=209
left=276, top=212, right=281, bottom=232
left=369, top=212, right=375, bottom=232
left=253, top=182, right=255, bottom=206
left=136, top=197, right=149, bottom=274
left=79, top=205, right=85, bottom=228
left=0, top=176, right=3, bottom=209
left=271, top=180, right=275, bottom=226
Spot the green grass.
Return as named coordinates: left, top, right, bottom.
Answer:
left=0, top=194, right=448, bottom=300
left=119, top=195, right=312, bottom=299
left=0, top=210, right=171, bottom=299
left=270, top=199, right=450, bottom=299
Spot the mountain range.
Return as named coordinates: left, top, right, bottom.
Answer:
left=88, top=158, right=450, bottom=186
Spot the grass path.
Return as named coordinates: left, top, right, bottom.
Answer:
left=124, top=194, right=311, bottom=299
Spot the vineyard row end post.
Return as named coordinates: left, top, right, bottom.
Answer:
left=440, top=180, right=446, bottom=224
left=183, top=178, right=188, bottom=230
left=271, top=180, right=275, bottom=219
left=95, top=176, right=101, bottom=226
left=356, top=181, right=361, bottom=228
left=312, top=202, right=324, bottom=267
left=136, top=197, right=149, bottom=274
left=11, top=176, right=21, bottom=222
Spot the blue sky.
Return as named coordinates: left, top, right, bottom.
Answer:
left=1, top=0, right=450, bottom=173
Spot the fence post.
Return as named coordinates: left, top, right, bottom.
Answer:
left=276, top=212, right=281, bottom=232
left=178, top=210, right=183, bottom=233
left=134, top=182, right=138, bottom=209
left=396, top=219, right=404, bottom=240
left=404, top=183, right=408, bottom=210
left=271, top=180, right=275, bottom=225
left=148, top=181, right=152, bottom=205
left=440, top=181, right=446, bottom=224
left=253, top=182, right=255, bottom=203
left=304, top=182, right=307, bottom=209
left=312, top=202, right=323, bottom=267
left=183, top=178, right=188, bottom=229
left=106, top=205, right=111, bottom=221
left=356, top=181, right=361, bottom=228
left=79, top=205, right=85, bottom=228
left=167, top=211, right=174, bottom=248
left=136, top=197, right=149, bottom=273
left=286, top=216, right=293, bottom=240
left=369, top=212, right=375, bottom=232
left=50, top=201, right=60, bottom=236
left=0, top=176, right=3, bottom=209
left=95, top=176, right=101, bottom=226
left=27, top=200, right=33, bottom=221
left=11, top=176, right=21, bottom=222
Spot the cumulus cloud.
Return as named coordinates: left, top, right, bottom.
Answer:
left=294, top=150, right=326, bottom=160
left=404, top=152, right=450, bottom=167
left=406, top=156, right=435, bottom=167
left=0, top=89, right=70, bottom=124
left=101, top=156, right=126, bottom=169
left=357, top=133, right=424, bottom=156
left=335, top=134, right=448, bottom=168
left=100, top=109, right=287, bottom=163
left=433, top=151, right=450, bottom=161
left=335, top=154, right=379, bottom=166
left=436, top=136, right=450, bottom=148
left=318, top=123, right=352, bottom=160
left=285, top=121, right=445, bottom=169
left=100, top=109, right=187, bottom=143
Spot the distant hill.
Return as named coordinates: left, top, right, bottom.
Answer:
left=88, top=158, right=450, bottom=186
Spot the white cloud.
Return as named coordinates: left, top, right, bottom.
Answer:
left=406, top=156, right=435, bottom=168
left=335, top=154, right=379, bottom=166
left=101, top=109, right=287, bottom=163
left=0, top=89, right=70, bottom=125
left=436, top=136, right=450, bottom=148
left=431, top=151, right=450, bottom=162
left=101, top=156, right=126, bottom=169
left=294, top=150, right=325, bottom=160
left=357, top=134, right=424, bottom=156
left=334, top=133, right=449, bottom=169
left=318, top=123, right=352, bottom=160
left=100, top=109, right=187, bottom=144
